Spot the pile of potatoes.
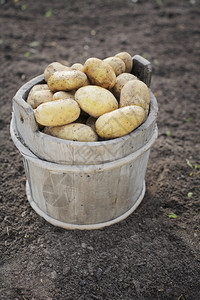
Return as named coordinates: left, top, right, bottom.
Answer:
left=27, top=52, right=150, bottom=142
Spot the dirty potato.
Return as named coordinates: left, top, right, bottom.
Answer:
left=112, top=73, right=138, bottom=100
left=34, top=99, right=80, bottom=126
left=75, top=85, right=118, bottom=118
left=31, top=90, right=54, bottom=109
left=71, top=63, right=84, bottom=72
left=70, top=63, right=91, bottom=86
left=95, top=105, right=145, bottom=139
left=120, top=80, right=150, bottom=118
left=115, top=52, right=133, bottom=73
left=53, top=91, right=75, bottom=101
left=84, top=58, right=116, bottom=89
left=44, top=123, right=98, bottom=142
left=27, top=84, right=49, bottom=108
left=47, top=70, right=87, bottom=92
left=103, top=56, right=126, bottom=76
left=44, top=62, right=71, bottom=82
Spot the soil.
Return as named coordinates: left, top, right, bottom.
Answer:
left=0, top=0, right=200, bottom=299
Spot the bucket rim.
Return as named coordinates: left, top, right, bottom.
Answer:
left=10, top=115, right=158, bottom=172
left=13, top=74, right=158, bottom=147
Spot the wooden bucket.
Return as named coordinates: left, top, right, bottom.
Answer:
left=10, top=55, right=158, bottom=229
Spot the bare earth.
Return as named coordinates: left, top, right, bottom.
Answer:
left=0, top=1, right=200, bottom=299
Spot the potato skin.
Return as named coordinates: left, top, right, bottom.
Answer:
left=112, top=73, right=138, bottom=100
left=71, top=63, right=84, bottom=72
left=27, top=84, right=49, bottom=107
left=84, top=58, right=116, bottom=89
left=34, top=99, right=80, bottom=126
left=30, top=90, right=54, bottom=109
left=115, top=52, right=133, bottom=73
left=48, top=70, right=87, bottom=92
left=53, top=91, right=75, bottom=101
left=70, top=63, right=90, bottom=87
left=95, top=105, right=145, bottom=139
left=44, top=62, right=71, bottom=82
left=103, top=56, right=126, bottom=76
left=75, top=85, right=118, bottom=118
left=44, top=123, right=98, bottom=142
left=120, top=80, right=150, bottom=118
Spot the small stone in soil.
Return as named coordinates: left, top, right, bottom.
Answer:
left=144, top=236, right=151, bottom=242
left=80, top=279, right=86, bottom=286
left=50, top=271, right=57, bottom=279
left=21, top=211, right=26, bottom=217
left=81, top=242, right=87, bottom=248
left=87, top=246, right=94, bottom=250
left=96, top=267, right=103, bottom=277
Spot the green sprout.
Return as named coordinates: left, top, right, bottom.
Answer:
left=185, top=117, right=192, bottom=123
left=24, top=51, right=30, bottom=57
left=165, top=130, right=171, bottom=137
left=187, top=192, right=193, bottom=198
left=164, top=212, right=177, bottom=219
left=153, top=59, right=159, bottom=66
left=186, top=159, right=193, bottom=168
left=142, top=53, right=148, bottom=59
left=21, top=4, right=27, bottom=11
left=186, top=161, right=199, bottom=176
left=45, top=8, right=53, bottom=17
left=29, top=41, right=40, bottom=48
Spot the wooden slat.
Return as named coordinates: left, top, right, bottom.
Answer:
left=132, top=55, right=152, bottom=87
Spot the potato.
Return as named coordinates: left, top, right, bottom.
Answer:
left=103, top=56, right=126, bottom=76
left=53, top=91, right=75, bottom=101
left=44, top=62, right=70, bottom=82
left=86, top=116, right=97, bottom=132
left=84, top=58, right=116, bottom=89
left=48, top=70, right=87, bottom=92
left=70, top=64, right=91, bottom=87
left=34, top=99, right=80, bottom=126
left=112, top=73, right=138, bottom=100
left=44, top=123, right=98, bottom=142
left=120, top=80, right=150, bottom=118
left=95, top=105, right=145, bottom=139
left=82, top=77, right=90, bottom=87
left=27, top=84, right=49, bottom=107
left=75, top=85, right=118, bottom=118
left=115, top=52, right=133, bottom=73
left=71, top=63, right=84, bottom=72
left=29, top=90, right=54, bottom=109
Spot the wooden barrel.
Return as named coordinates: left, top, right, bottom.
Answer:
left=10, top=55, right=158, bottom=229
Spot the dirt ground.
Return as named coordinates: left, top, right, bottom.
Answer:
left=0, top=0, right=200, bottom=299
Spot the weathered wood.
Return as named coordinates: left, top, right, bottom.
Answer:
left=10, top=115, right=158, bottom=228
left=12, top=74, right=158, bottom=165
left=10, top=55, right=158, bottom=229
left=131, top=55, right=152, bottom=87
